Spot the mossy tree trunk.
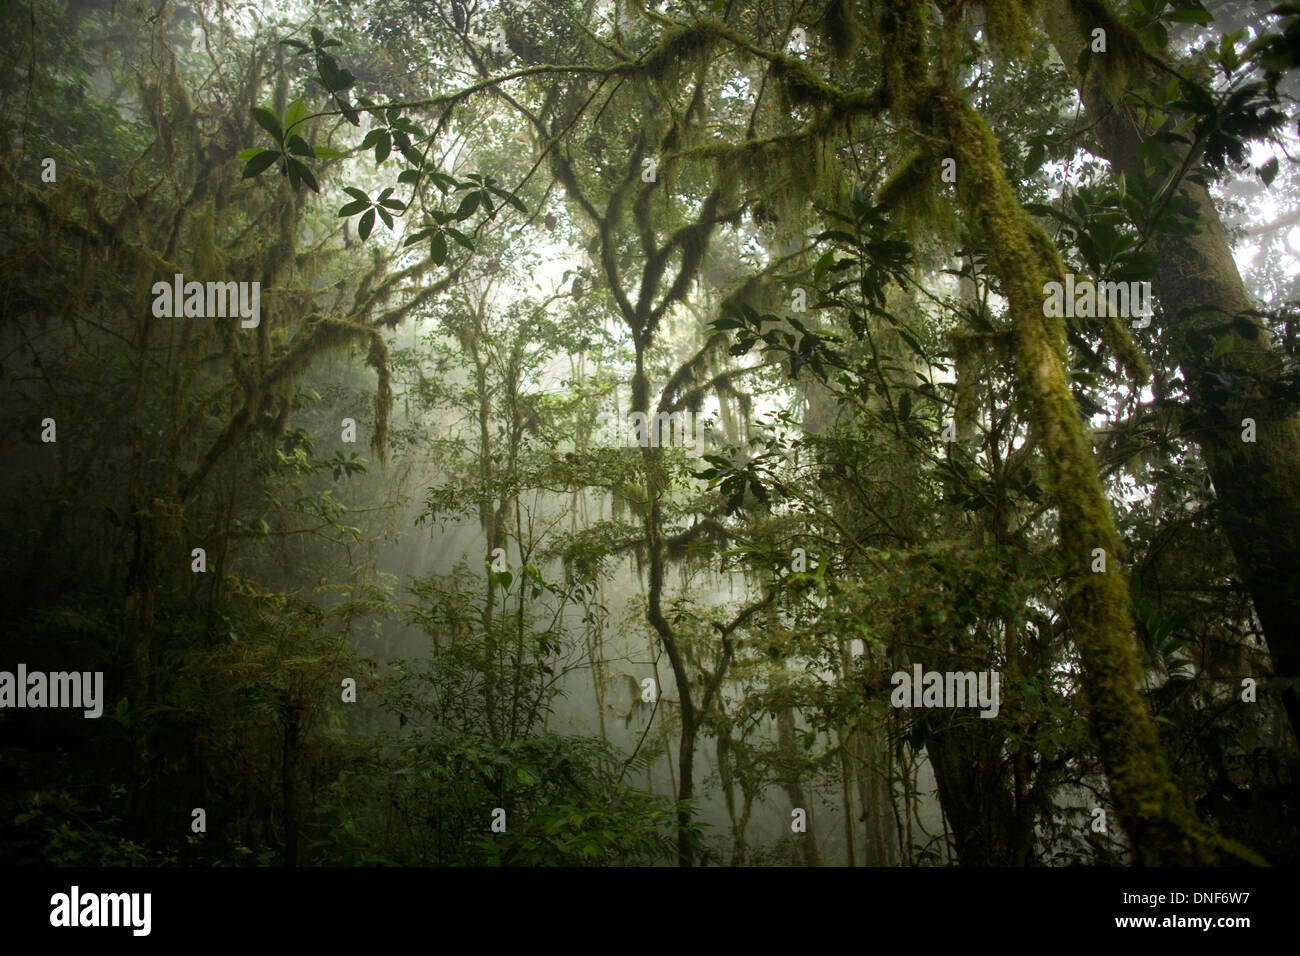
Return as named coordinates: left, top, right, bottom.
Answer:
left=1043, top=0, right=1300, bottom=748
left=876, top=0, right=1224, bottom=864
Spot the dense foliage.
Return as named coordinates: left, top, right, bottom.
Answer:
left=1, top=0, right=1297, bottom=866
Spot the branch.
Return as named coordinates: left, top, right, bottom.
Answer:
left=700, top=589, right=777, bottom=718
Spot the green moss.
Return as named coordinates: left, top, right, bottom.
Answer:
left=770, top=54, right=845, bottom=109
left=366, top=333, right=392, bottom=461
left=193, top=199, right=224, bottom=278
left=683, top=111, right=841, bottom=212
left=1099, top=313, right=1152, bottom=384
left=1067, top=0, right=1150, bottom=104
left=877, top=147, right=957, bottom=240
left=820, top=0, right=864, bottom=62
left=635, top=23, right=717, bottom=88
left=979, top=0, right=1033, bottom=62
left=906, top=78, right=1227, bottom=864
left=879, top=0, right=930, bottom=112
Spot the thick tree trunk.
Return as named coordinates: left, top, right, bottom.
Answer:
left=926, top=722, right=1019, bottom=865
left=1043, top=0, right=1300, bottom=748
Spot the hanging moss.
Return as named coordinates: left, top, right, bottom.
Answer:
left=769, top=54, right=847, bottom=110
left=973, top=0, right=1040, bottom=62
left=956, top=345, right=980, bottom=443
left=151, top=497, right=183, bottom=542
left=1066, top=0, right=1149, bottom=104
left=9, top=167, right=197, bottom=312
left=192, top=198, right=224, bottom=278
left=951, top=330, right=1013, bottom=440
left=877, top=147, right=958, bottom=240
left=366, top=332, right=392, bottom=461
left=682, top=113, right=841, bottom=219
left=878, top=0, right=930, bottom=112
left=634, top=23, right=718, bottom=88
left=819, top=0, right=865, bottom=62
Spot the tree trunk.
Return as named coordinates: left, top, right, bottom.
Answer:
left=851, top=717, right=898, bottom=866
left=637, top=344, right=700, bottom=867
left=926, top=722, right=1018, bottom=864
left=777, top=703, right=821, bottom=866
left=281, top=695, right=302, bottom=866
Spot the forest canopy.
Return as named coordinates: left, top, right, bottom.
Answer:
left=1, top=0, right=1298, bottom=868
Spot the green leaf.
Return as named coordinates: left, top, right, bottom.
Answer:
left=338, top=199, right=370, bottom=216
left=343, top=186, right=369, bottom=202
left=237, top=147, right=268, bottom=161
left=444, top=227, right=474, bottom=251
left=1024, top=141, right=1046, bottom=176
left=294, top=162, right=319, bottom=193
left=813, top=249, right=835, bottom=285
left=428, top=172, right=456, bottom=193
left=313, top=146, right=345, bottom=160
left=376, top=206, right=394, bottom=229
left=242, top=150, right=280, bottom=178
left=375, top=131, right=392, bottom=164
left=284, top=98, right=307, bottom=134
left=397, top=169, right=421, bottom=184
left=287, top=135, right=315, bottom=157
left=430, top=231, right=447, bottom=264
left=816, top=229, right=859, bottom=245
left=456, top=191, right=481, bottom=220
left=317, top=51, right=340, bottom=84
left=1212, top=334, right=1235, bottom=358
left=359, top=207, right=376, bottom=241
left=251, top=107, right=283, bottom=142
left=379, top=198, right=406, bottom=211
left=489, top=185, right=527, bottom=213
left=897, top=326, right=928, bottom=360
